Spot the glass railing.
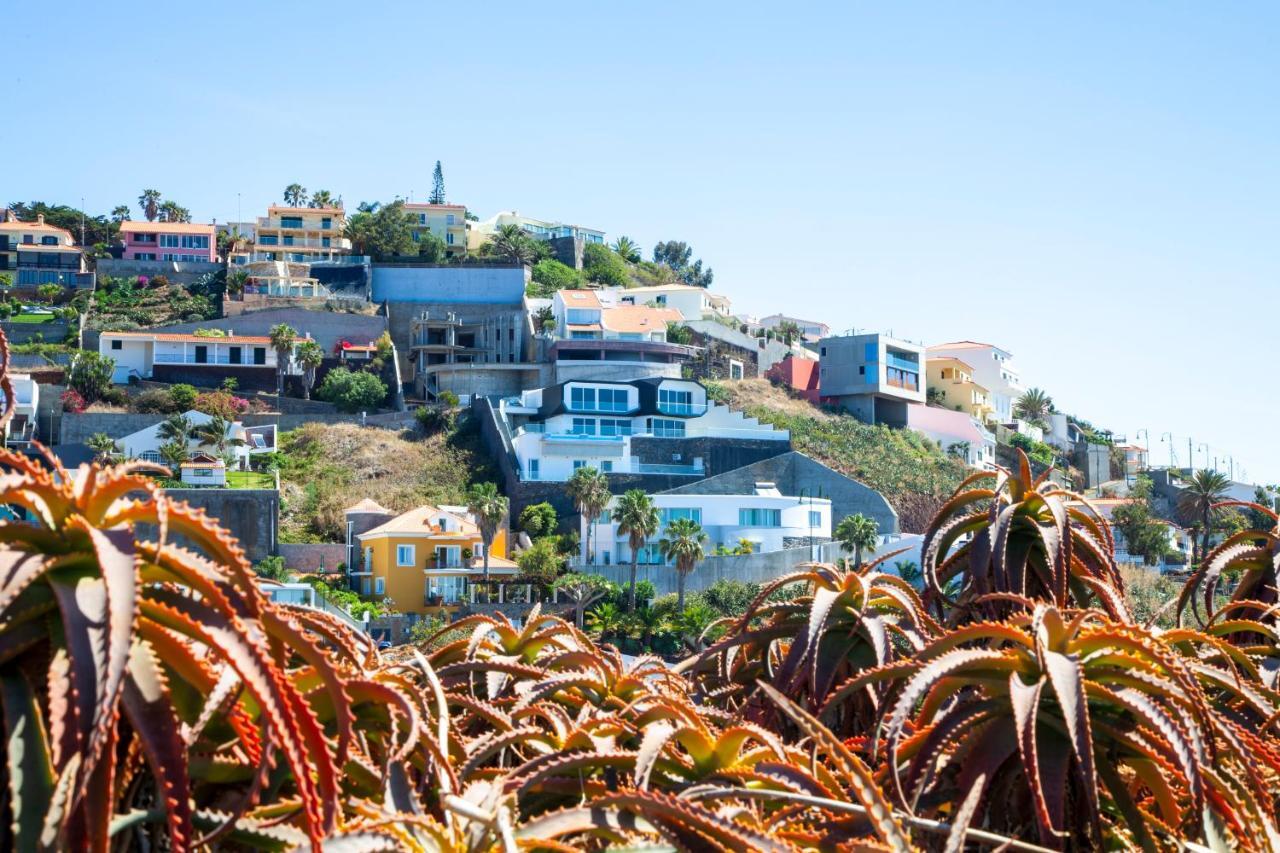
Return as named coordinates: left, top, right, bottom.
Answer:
left=886, top=352, right=920, bottom=371
left=564, top=402, right=634, bottom=414
left=656, top=402, right=708, bottom=416
left=635, top=463, right=704, bottom=475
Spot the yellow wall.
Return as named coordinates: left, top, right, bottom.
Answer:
left=361, top=527, right=507, bottom=614
left=926, top=360, right=994, bottom=422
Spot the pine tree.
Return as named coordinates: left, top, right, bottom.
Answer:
left=429, top=161, right=446, bottom=204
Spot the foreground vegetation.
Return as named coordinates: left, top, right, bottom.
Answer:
left=725, top=379, right=968, bottom=530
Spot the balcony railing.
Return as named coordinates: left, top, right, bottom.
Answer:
left=886, top=352, right=920, bottom=372
left=564, top=401, right=634, bottom=414
left=545, top=433, right=626, bottom=443
left=656, top=402, right=708, bottom=416
left=153, top=354, right=270, bottom=366
left=635, top=462, right=704, bottom=475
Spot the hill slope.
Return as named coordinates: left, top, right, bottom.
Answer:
left=277, top=419, right=499, bottom=543
left=722, top=379, right=967, bottom=531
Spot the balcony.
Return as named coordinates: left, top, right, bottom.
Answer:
left=153, top=353, right=268, bottom=366
left=656, top=401, right=708, bottom=416
left=564, top=401, right=635, bottom=415
left=635, top=462, right=704, bottom=476
left=254, top=237, right=352, bottom=251
left=885, top=352, right=920, bottom=372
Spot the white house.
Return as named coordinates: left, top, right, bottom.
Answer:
left=118, top=410, right=276, bottom=470
left=927, top=341, right=1025, bottom=426
left=1, top=374, right=39, bottom=448
left=759, top=314, right=831, bottom=342
left=582, top=484, right=832, bottom=567
left=468, top=210, right=605, bottom=251
left=551, top=289, right=683, bottom=342
left=501, top=377, right=789, bottom=483
left=598, top=284, right=731, bottom=322
left=179, top=453, right=226, bottom=486
left=99, top=330, right=304, bottom=384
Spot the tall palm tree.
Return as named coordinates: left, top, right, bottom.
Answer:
left=268, top=324, right=297, bottom=400
left=659, top=517, right=707, bottom=613
left=157, top=201, right=191, bottom=223
left=612, top=489, right=660, bottom=611
left=137, top=189, right=162, bottom=222
left=488, top=224, right=536, bottom=266
left=466, top=482, right=509, bottom=603
left=774, top=320, right=802, bottom=346
left=85, top=433, right=118, bottom=463
left=110, top=205, right=131, bottom=224
left=1179, top=469, right=1233, bottom=564
left=157, top=413, right=194, bottom=447
left=295, top=340, right=325, bottom=400
left=283, top=184, right=308, bottom=207
left=611, top=236, right=641, bottom=263
left=309, top=189, right=336, bottom=209
left=158, top=439, right=188, bottom=473
left=190, top=414, right=242, bottom=457
left=1014, top=387, right=1054, bottom=426
left=566, top=466, right=611, bottom=567
left=835, top=513, right=879, bottom=568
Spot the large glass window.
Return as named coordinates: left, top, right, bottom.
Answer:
left=739, top=508, right=782, bottom=527
left=659, top=388, right=694, bottom=414
left=661, top=507, right=701, bottom=526
left=571, top=418, right=597, bottom=435
left=566, top=308, right=599, bottom=325
left=649, top=418, right=685, bottom=438
left=159, top=235, right=181, bottom=248
left=598, top=388, right=627, bottom=411
left=280, top=216, right=303, bottom=228
left=569, top=386, right=596, bottom=410
left=428, top=575, right=466, bottom=603
left=598, top=418, right=632, bottom=436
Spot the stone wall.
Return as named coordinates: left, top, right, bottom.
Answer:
left=684, top=327, right=760, bottom=381
left=134, top=488, right=279, bottom=563
left=278, top=542, right=347, bottom=572
left=0, top=320, right=73, bottom=345
left=96, top=258, right=223, bottom=288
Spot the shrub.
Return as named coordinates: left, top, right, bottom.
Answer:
left=168, top=383, right=197, bottom=410
left=98, top=386, right=130, bottom=407
left=59, top=388, right=86, bottom=413
left=414, top=404, right=456, bottom=434
left=67, top=351, right=116, bottom=404
left=193, top=390, right=249, bottom=418
left=518, top=502, right=558, bottom=537
left=528, top=259, right=583, bottom=296
left=35, top=283, right=63, bottom=302
left=315, top=367, right=387, bottom=413
left=582, top=243, right=629, bottom=287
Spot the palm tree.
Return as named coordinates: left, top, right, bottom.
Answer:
left=86, top=433, right=118, bottom=463
left=835, top=513, right=879, bottom=568
left=611, top=236, right=641, bottom=263
left=894, top=560, right=923, bottom=587
left=158, top=439, right=188, bottom=473
left=283, top=184, right=308, bottom=207
left=735, top=538, right=756, bottom=555
left=467, top=482, right=509, bottom=603
left=356, top=201, right=381, bottom=214
left=774, top=320, right=802, bottom=346
left=137, top=189, right=162, bottom=222
left=1014, top=387, right=1054, bottom=426
left=295, top=340, right=325, bottom=400
left=612, top=489, right=660, bottom=611
left=157, top=201, right=191, bottom=223
left=190, top=414, right=242, bottom=457
left=268, top=324, right=297, bottom=400
left=1179, top=469, right=1233, bottom=564
left=309, top=189, right=337, bottom=209
left=157, top=414, right=194, bottom=448
left=488, top=224, right=536, bottom=266
left=110, top=205, right=131, bottom=224
left=566, top=466, right=612, bottom=567
left=659, top=517, right=707, bottom=612
left=585, top=602, right=625, bottom=643
left=627, top=605, right=667, bottom=650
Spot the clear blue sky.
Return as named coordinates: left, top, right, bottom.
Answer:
left=9, top=2, right=1279, bottom=484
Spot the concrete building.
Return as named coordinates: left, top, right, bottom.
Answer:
left=119, top=221, right=216, bottom=263
left=1, top=374, right=39, bottom=449
left=599, top=284, right=731, bottom=322
left=687, top=320, right=812, bottom=375
left=927, top=341, right=1025, bottom=425
left=408, top=306, right=533, bottom=400
left=906, top=404, right=996, bottom=470
left=925, top=356, right=995, bottom=423
left=0, top=211, right=90, bottom=288
left=758, top=314, right=831, bottom=342
left=247, top=206, right=352, bottom=262
left=403, top=203, right=467, bottom=258
left=503, top=377, right=789, bottom=483
left=582, top=483, right=832, bottom=567
left=100, top=329, right=302, bottom=387
left=765, top=354, right=821, bottom=402
left=468, top=210, right=604, bottom=250
left=818, top=333, right=925, bottom=426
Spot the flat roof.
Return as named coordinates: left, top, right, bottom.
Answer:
left=119, top=220, right=215, bottom=235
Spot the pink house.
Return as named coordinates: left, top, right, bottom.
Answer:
left=119, top=221, right=216, bottom=262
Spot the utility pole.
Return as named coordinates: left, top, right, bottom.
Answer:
left=1188, top=437, right=1193, bottom=473
left=79, top=197, right=85, bottom=245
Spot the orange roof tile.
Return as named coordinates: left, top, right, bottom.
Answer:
left=15, top=243, right=80, bottom=253
left=102, top=331, right=277, bottom=344
left=119, top=220, right=216, bottom=235
left=346, top=498, right=391, bottom=514
left=560, top=290, right=602, bottom=308
left=358, top=505, right=481, bottom=539
left=0, top=216, right=73, bottom=237
left=601, top=306, right=684, bottom=333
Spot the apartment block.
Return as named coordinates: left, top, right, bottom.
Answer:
left=403, top=203, right=467, bottom=257
left=119, top=220, right=216, bottom=262
left=250, top=206, right=351, bottom=262
left=925, top=356, right=995, bottom=423
left=927, top=341, right=1024, bottom=424
left=818, top=333, right=925, bottom=426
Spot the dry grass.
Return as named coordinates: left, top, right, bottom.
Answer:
left=277, top=420, right=498, bottom=543
left=725, top=377, right=840, bottom=421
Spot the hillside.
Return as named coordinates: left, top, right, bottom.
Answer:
left=86, top=274, right=221, bottom=330
left=722, top=379, right=967, bottom=531
left=277, top=418, right=499, bottom=543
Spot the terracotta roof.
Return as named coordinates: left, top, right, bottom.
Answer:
left=119, top=220, right=216, bottom=235
left=346, top=498, right=391, bottom=514
left=928, top=341, right=1001, bottom=351
left=601, top=306, right=683, bottom=333
left=560, top=290, right=602, bottom=308
left=926, top=355, right=975, bottom=371
left=0, top=216, right=73, bottom=236
left=358, top=505, right=480, bottom=539
left=268, top=206, right=345, bottom=215
left=101, top=331, right=277, bottom=344
left=467, top=554, right=518, bottom=570
left=566, top=323, right=603, bottom=332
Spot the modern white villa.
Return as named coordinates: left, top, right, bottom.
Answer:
left=1, top=374, right=39, bottom=448
left=926, top=340, right=1026, bottom=426
left=117, top=410, right=276, bottom=470
left=581, top=483, right=832, bottom=566
left=501, top=377, right=789, bottom=483
left=99, top=330, right=307, bottom=384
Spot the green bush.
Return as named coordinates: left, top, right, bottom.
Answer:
left=582, top=243, right=629, bottom=287
left=131, top=388, right=177, bottom=414
left=528, top=259, right=584, bottom=296
left=1008, top=432, right=1056, bottom=467
left=315, top=368, right=388, bottom=413
left=518, top=502, right=558, bottom=537
left=68, top=351, right=116, bottom=404
left=168, top=383, right=198, bottom=411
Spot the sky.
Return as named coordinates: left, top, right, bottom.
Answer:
left=6, top=2, right=1279, bottom=484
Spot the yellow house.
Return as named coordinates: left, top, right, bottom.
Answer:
left=355, top=504, right=511, bottom=613
left=403, top=203, right=468, bottom=258
left=926, top=357, right=995, bottom=423
left=252, top=206, right=352, bottom=262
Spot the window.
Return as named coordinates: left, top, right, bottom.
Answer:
left=571, top=418, right=597, bottom=435
left=598, top=418, right=632, bottom=436
left=446, top=214, right=455, bottom=225
left=601, top=461, right=613, bottom=472
left=599, top=388, right=627, bottom=411
left=739, top=508, right=782, bottom=527
left=428, top=575, right=466, bottom=603
left=566, top=308, right=599, bottom=325
left=573, top=460, right=588, bottom=471
left=396, top=545, right=415, bottom=567
left=134, top=253, right=157, bottom=261
left=194, top=345, right=208, bottom=364
left=374, top=576, right=385, bottom=595
left=434, top=546, right=461, bottom=568
left=280, top=216, right=303, bottom=228
left=283, top=236, right=295, bottom=246
left=160, top=235, right=181, bottom=248
left=229, top=347, right=242, bottom=365
left=446, top=233, right=454, bottom=245
left=659, top=388, right=694, bottom=414
left=253, top=347, right=266, bottom=365
left=569, top=386, right=596, bottom=410
left=140, top=450, right=161, bottom=462
left=527, top=459, right=539, bottom=480
left=858, top=365, right=865, bottom=375
left=729, top=360, right=744, bottom=380
left=661, top=507, right=701, bottom=525
left=321, top=237, right=330, bottom=248
left=21, top=235, right=33, bottom=244
left=809, top=510, right=822, bottom=528
left=364, top=547, right=372, bottom=572
left=110, top=339, right=122, bottom=350
left=40, top=236, right=57, bottom=245
left=418, top=214, right=427, bottom=225
left=321, top=217, right=332, bottom=230
left=181, top=235, right=208, bottom=249
left=649, top=418, right=685, bottom=438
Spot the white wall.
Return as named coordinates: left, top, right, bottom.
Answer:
left=928, top=344, right=1024, bottom=423
left=102, top=339, right=151, bottom=382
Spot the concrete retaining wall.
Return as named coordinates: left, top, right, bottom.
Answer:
left=60, top=410, right=415, bottom=444
left=278, top=542, right=347, bottom=572
left=135, top=488, right=279, bottom=563
left=0, top=320, right=73, bottom=345
left=96, top=259, right=223, bottom=287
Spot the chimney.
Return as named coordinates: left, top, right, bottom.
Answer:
left=36, top=214, right=45, bottom=225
